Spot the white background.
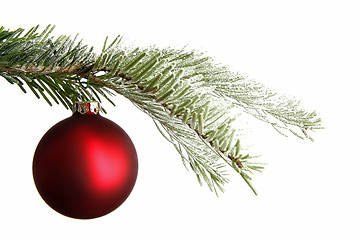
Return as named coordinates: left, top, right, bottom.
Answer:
left=1, top=0, right=359, bottom=239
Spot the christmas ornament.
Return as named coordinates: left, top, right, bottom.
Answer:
left=32, top=101, right=138, bottom=219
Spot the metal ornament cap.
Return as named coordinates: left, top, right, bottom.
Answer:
left=73, top=101, right=100, bottom=115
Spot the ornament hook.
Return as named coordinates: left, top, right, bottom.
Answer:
left=79, top=71, right=91, bottom=89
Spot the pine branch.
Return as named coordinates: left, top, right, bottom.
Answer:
left=0, top=25, right=322, bottom=195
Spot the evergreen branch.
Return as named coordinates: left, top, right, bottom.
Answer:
left=0, top=25, right=322, bottom=194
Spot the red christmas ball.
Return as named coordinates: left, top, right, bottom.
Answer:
left=33, top=101, right=138, bottom=219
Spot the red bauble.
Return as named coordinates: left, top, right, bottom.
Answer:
left=33, top=102, right=138, bottom=219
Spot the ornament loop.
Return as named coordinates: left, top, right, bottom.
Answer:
left=73, top=101, right=100, bottom=115
left=78, top=72, right=91, bottom=89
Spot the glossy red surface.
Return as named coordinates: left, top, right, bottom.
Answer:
left=33, top=112, right=138, bottom=219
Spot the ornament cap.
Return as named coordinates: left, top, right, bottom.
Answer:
left=73, top=101, right=100, bottom=115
